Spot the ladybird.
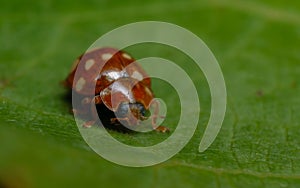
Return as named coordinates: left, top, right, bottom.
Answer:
left=64, top=47, right=169, bottom=133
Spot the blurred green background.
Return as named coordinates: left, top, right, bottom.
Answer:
left=1, top=0, right=300, bottom=187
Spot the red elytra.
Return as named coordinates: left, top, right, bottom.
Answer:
left=64, top=47, right=169, bottom=132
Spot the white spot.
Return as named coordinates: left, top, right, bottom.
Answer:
left=122, top=53, right=132, bottom=60
left=101, top=53, right=113, bottom=61
left=75, top=77, right=86, bottom=92
left=85, top=59, right=95, bottom=70
left=131, top=71, right=143, bottom=81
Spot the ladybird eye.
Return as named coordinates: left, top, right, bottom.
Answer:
left=139, top=104, right=146, bottom=116
left=116, top=103, right=129, bottom=117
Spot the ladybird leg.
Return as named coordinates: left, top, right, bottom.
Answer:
left=82, top=95, right=102, bottom=128
left=110, top=117, right=130, bottom=124
left=151, top=99, right=159, bottom=125
left=150, top=99, right=170, bottom=133
left=154, top=125, right=170, bottom=133
left=90, top=95, right=102, bottom=121
left=83, top=121, right=95, bottom=128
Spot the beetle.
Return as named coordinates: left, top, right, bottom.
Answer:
left=64, top=47, right=169, bottom=133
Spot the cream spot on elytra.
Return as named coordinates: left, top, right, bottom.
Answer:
left=131, top=71, right=143, bottom=81
left=122, top=53, right=132, bottom=60
left=145, top=87, right=152, bottom=96
left=85, top=59, right=95, bottom=70
left=101, top=53, right=113, bottom=61
left=75, top=77, right=86, bottom=91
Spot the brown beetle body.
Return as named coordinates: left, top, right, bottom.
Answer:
left=64, top=47, right=169, bottom=132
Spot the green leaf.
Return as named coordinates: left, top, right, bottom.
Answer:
left=1, top=0, right=300, bottom=187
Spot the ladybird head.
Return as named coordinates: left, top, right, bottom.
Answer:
left=115, top=102, right=148, bottom=125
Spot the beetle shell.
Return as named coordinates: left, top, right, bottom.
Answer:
left=64, top=47, right=153, bottom=112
